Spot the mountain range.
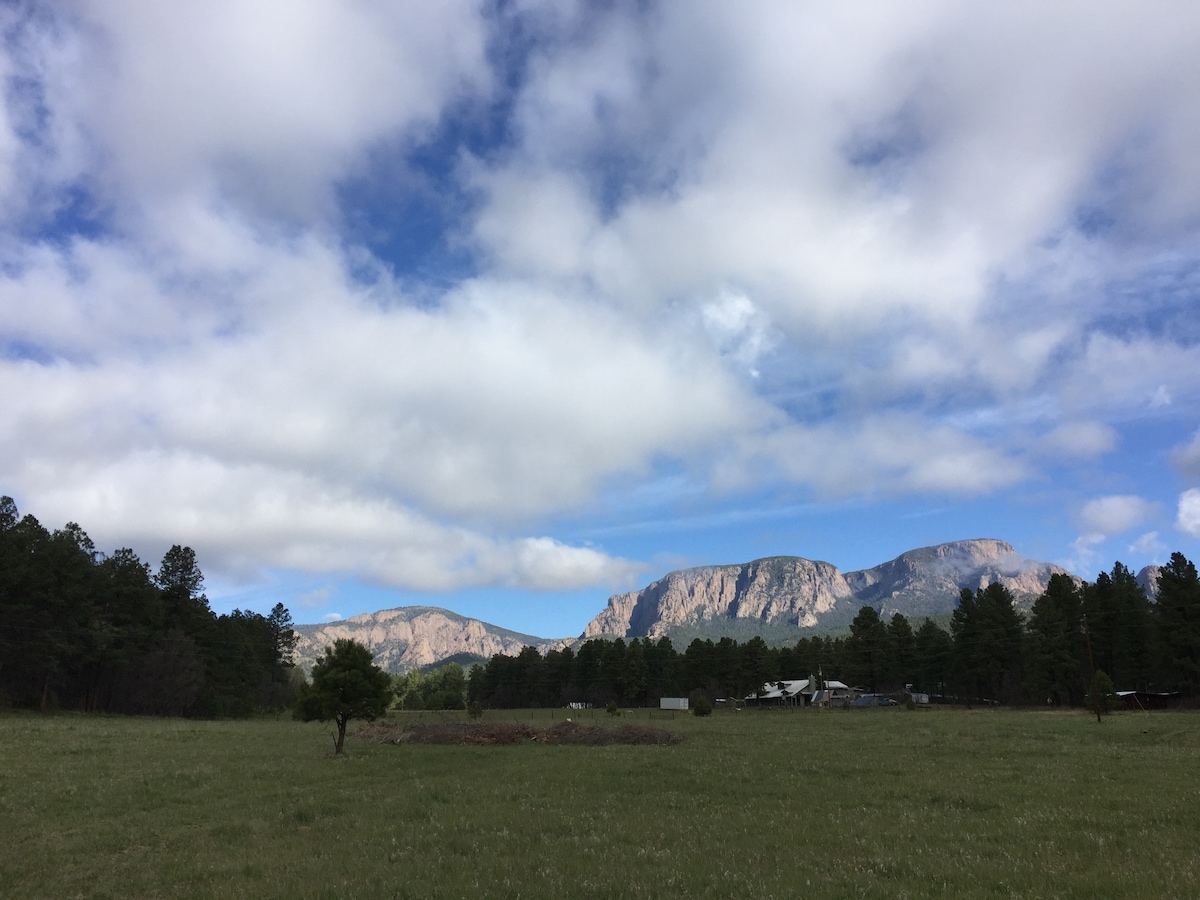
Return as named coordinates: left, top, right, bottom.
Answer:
left=293, top=539, right=1123, bottom=673
left=293, top=606, right=567, bottom=674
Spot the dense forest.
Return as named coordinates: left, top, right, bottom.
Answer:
left=0, top=497, right=298, bottom=716
left=461, top=554, right=1200, bottom=710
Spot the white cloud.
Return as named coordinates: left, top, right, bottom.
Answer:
left=11, top=445, right=643, bottom=593
left=1061, top=335, right=1200, bottom=419
left=1129, top=531, right=1166, bottom=562
left=3, top=3, right=1200, bottom=601
left=1171, top=431, right=1200, bottom=479
left=1063, top=532, right=1107, bottom=575
left=1178, top=490, right=1200, bottom=539
left=299, top=587, right=334, bottom=609
left=1080, top=495, right=1155, bottom=535
left=728, top=416, right=1027, bottom=498
left=1038, top=422, right=1117, bottom=460
left=700, top=292, right=776, bottom=375
left=476, top=2, right=1200, bottom=331
left=322, top=612, right=343, bottom=622
left=60, top=0, right=491, bottom=220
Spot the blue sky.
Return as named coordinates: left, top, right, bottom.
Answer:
left=3, top=2, right=1200, bottom=638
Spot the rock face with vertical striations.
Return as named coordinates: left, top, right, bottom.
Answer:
left=583, top=556, right=854, bottom=639
left=582, top=539, right=1070, bottom=640
left=844, top=539, right=1068, bottom=619
left=293, top=606, right=564, bottom=674
left=1136, top=565, right=1161, bottom=598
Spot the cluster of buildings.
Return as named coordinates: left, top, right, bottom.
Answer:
left=657, top=679, right=931, bottom=710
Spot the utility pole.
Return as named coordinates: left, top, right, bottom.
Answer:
left=1082, top=612, right=1096, bottom=677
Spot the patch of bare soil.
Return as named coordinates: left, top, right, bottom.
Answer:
left=356, top=720, right=682, bottom=746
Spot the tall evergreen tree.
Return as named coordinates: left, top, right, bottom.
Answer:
left=739, top=636, right=778, bottom=697
left=912, top=618, right=952, bottom=695
left=618, top=638, right=649, bottom=705
left=1084, top=562, right=1154, bottom=690
left=1025, top=573, right=1088, bottom=706
left=847, top=606, right=888, bottom=691
left=0, top=497, right=296, bottom=716
left=951, top=583, right=1024, bottom=703
left=884, top=613, right=916, bottom=690
left=1153, top=552, right=1200, bottom=695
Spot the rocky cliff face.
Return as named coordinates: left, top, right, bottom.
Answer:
left=293, top=606, right=559, bottom=674
left=846, top=539, right=1067, bottom=619
left=582, top=539, right=1071, bottom=639
left=1137, top=565, right=1161, bottom=598
left=294, top=540, right=1078, bottom=671
left=583, top=556, right=853, bottom=639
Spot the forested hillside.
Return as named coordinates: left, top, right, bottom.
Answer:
left=0, top=497, right=297, bottom=716
left=467, top=555, right=1200, bottom=710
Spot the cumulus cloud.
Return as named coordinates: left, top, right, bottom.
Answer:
left=1063, top=532, right=1107, bottom=575
left=477, top=3, right=1200, bottom=327
left=3, top=3, right=1200, bottom=602
left=1080, top=495, right=1156, bottom=535
left=1171, top=431, right=1200, bottom=479
left=1038, top=422, right=1117, bottom=460
left=58, top=0, right=491, bottom=220
left=727, top=416, right=1027, bottom=498
left=12, top=445, right=643, bottom=592
left=700, top=292, right=777, bottom=376
left=1178, top=490, right=1200, bottom=539
left=1129, top=531, right=1166, bottom=562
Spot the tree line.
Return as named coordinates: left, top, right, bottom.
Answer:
left=463, top=553, right=1200, bottom=709
left=0, top=497, right=298, bottom=716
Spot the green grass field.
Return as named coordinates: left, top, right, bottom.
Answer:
left=3, top=706, right=1199, bottom=898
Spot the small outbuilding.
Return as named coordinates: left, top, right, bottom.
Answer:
left=1117, top=690, right=1182, bottom=711
left=659, top=697, right=689, bottom=711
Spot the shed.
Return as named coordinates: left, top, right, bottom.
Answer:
left=659, top=697, right=689, bottom=711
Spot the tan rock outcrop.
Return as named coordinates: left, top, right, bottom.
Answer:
left=582, top=539, right=1071, bottom=639
left=583, top=556, right=853, bottom=638
left=293, top=607, right=561, bottom=674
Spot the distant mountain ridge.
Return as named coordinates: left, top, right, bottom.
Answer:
left=293, top=606, right=564, bottom=674
left=582, top=539, right=1070, bottom=641
left=294, top=540, right=1152, bottom=673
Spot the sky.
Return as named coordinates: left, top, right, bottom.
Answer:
left=3, top=1, right=1200, bottom=638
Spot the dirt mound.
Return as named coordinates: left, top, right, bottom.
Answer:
left=356, top=719, right=682, bottom=746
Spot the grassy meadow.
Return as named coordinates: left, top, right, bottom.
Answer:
left=3, top=706, right=1199, bottom=899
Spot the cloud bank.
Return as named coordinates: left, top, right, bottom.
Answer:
left=2, top=2, right=1200, bottom=597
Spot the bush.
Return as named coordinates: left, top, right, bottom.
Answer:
left=692, top=695, right=713, bottom=717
